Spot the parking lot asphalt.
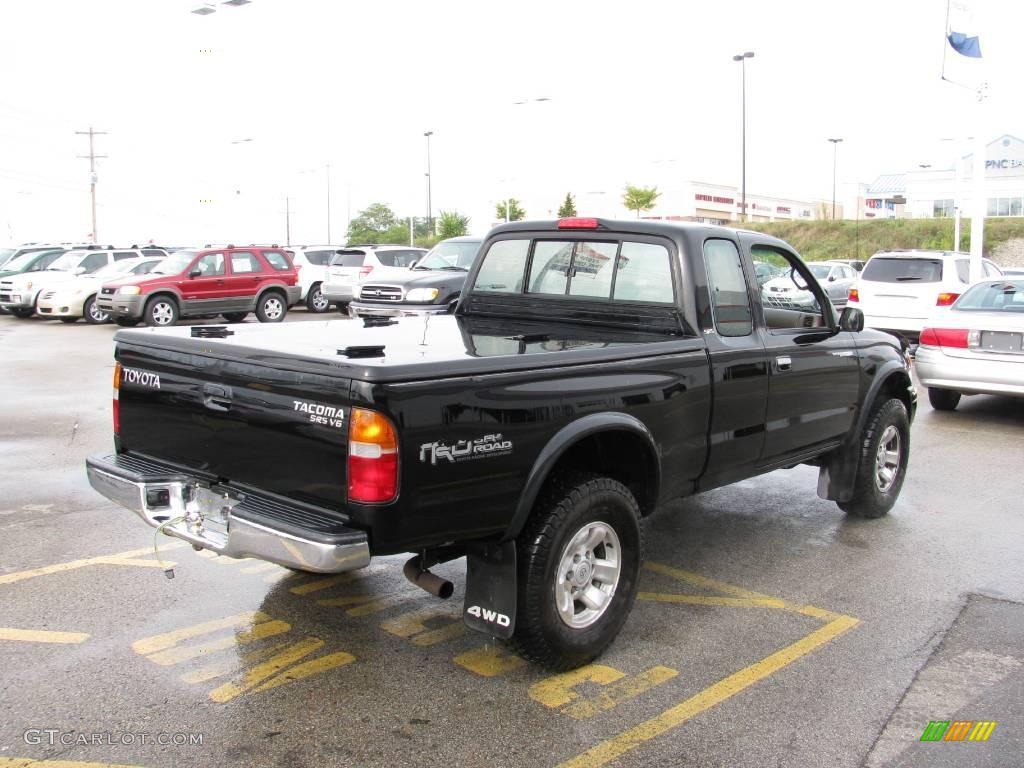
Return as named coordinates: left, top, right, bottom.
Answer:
left=0, top=310, right=1022, bottom=768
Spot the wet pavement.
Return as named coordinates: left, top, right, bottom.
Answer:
left=1, top=310, right=1022, bottom=768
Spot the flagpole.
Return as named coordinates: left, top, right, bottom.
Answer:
left=941, top=0, right=951, bottom=81
left=969, top=87, right=986, bottom=283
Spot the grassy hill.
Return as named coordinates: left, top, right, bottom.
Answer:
left=733, top=218, right=1024, bottom=264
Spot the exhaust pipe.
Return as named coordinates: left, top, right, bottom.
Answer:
left=403, top=554, right=454, bottom=599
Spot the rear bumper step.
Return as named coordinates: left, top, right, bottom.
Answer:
left=86, top=453, right=370, bottom=574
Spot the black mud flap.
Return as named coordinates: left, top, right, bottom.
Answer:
left=463, top=540, right=516, bottom=639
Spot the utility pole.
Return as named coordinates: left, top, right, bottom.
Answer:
left=285, top=196, right=291, bottom=246
left=424, top=131, right=433, bottom=235
left=76, top=126, right=107, bottom=243
left=326, top=164, right=332, bottom=243
left=828, top=138, right=843, bottom=220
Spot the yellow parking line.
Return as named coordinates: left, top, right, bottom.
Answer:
left=638, top=593, right=787, bottom=610
left=132, top=611, right=271, bottom=656
left=558, top=615, right=859, bottom=768
left=288, top=573, right=357, bottom=595
left=0, top=543, right=187, bottom=586
left=0, top=628, right=90, bottom=644
left=0, top=761, right=141, bottom=768
left=563, top=666, right=679, bottom=720
left=453, top=644, right=527, bottom=677
left=241, top=562, right=282, bottom=574
left=644, top=562, right=778, bottom=602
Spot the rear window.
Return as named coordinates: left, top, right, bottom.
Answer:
left=261, top=250, right=291, bottom=271
left=303, top=250, right=336, bottom=266
left=955, top=280, right=1024, bottom=312
left=861, top=257, right=943, bottom=283
left=375, top=249, right=423, bottom=268
left=472, top=237, right=674, bottom=304
left=330, top=250, right=366, bottom=267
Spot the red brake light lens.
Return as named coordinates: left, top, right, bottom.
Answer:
left=557, top=217, right=599, bottom=229
left=936, top=292, right=960, bottom=307
left=112, top=362, right=122, bottom=435
left=920, top=327, right=969, bottom=348
left=359, top=266, right=374, bottom=279
left=348, top=408, right=398, bottom=503
left=847, top=288, right=859, bottom=302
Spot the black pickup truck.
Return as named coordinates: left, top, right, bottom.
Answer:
left=86, top=218, right=916, bottom=670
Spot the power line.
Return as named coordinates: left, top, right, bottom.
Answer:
left=75, top=126, right=108, bottom=242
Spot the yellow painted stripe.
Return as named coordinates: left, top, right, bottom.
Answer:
left=251, top=649, right=355, bottom=693
left=638, top=593, right=787, bottom=610
left=564, top=666, right=679, bottom=720
left=145, top=620, right=291, bottom=666
left=530, top=665, right=627, bottom=709
left=209, top=636, right=325, bottom=703
left=288, top=573, right=357, bottom=595
left=181, top=640, right=294, bottom=684
left=558, top=615, right=859, bottom=768
left=0, top=759, right=145, bottom=768
left=241, top=562, right=282, bottom=574
left=453, top=644, right=527, bottom=677
left=0, top=628, right=90, bottom=644
left=132, top=611, right=270, bottom=656
left=0, top=543, right=186, bottom=586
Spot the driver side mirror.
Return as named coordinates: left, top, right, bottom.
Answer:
left=189, top=269, right=202, bottom=278
left=839, top=306, right=865, bottom=332
left=828, top=275, right=836, bottom=282
left=408, top=260, right=418, bottom=269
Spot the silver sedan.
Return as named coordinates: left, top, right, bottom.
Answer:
left=915, top=278, right=1024, bottom=410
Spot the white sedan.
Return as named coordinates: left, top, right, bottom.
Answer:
left=36, top=257, right=163, bottom=324
left=915, top=278, right=1024, bottom=410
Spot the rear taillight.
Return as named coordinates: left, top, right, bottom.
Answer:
left=112, top=362, right=122, bottom=435
left=847, top=288, right=859, bottom=303
left=359, top=266, right=374, bottom=279
left=936, top=292, right=960, bottom=306
left=348, top=408, right=398, bottom=503
left=920, top=327, right=969, bottom=348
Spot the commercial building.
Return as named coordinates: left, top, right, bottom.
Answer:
left=637, top=181, right=823, bottom=224
left=854, top=134, right=1024, bottom=221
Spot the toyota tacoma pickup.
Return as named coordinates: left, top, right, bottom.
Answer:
left=86, top=219, right=916, bottom=670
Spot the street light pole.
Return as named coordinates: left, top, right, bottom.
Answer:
left=325, top=164, right=331, bottom=243
left=424, top=131, right=433, bottom=236
left=732, top=52, right=754, bottom=223
left=828, top=138, right=843, bottom=220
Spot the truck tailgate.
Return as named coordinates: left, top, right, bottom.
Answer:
left=116, top=341, right=353, bottom=512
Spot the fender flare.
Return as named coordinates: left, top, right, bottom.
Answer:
left=502, top=412, right=660, bottom=541
left=817, top=361, right=914, bottom=502
left=255, top=284, right=289, bottom=307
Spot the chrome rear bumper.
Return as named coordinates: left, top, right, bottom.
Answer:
left=86, top=453, right=370, bottom=574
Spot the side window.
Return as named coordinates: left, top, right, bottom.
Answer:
left=262, top=250, right=291, bottom=271
left=473, top=239, right=530, bottom=293
left=141, top=249, right=165, bottom=258
left=702, top=239, right=753, bottom=337
left=194, top=252, right=225, bottom=276
left=230, top=252, right=263, bottom=274
left=80, top=252, right=109, bottom=273
left=113, top=251, right=137, bottom=261
left=753, top=245, right=828, bottom=331
left=954, top=259, right=970, bottom=283
left=613, top=242, right=674, bottom=303
left=305, top=250, right=334, bottom=266
left=33, top=252, right=63, bottom=271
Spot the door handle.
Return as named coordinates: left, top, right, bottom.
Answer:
left=776, top=355, right=792, bottom=372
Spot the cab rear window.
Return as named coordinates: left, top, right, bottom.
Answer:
left=861, top=257, right=942, bottom=283
left=472, top=238, right=674, bottom=304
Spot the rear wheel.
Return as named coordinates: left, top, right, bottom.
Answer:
left=927, top=387, right=961, bottom=411
left=507, top=472, right=643, bottom=671
left=144, top=296, right=178, bottom=327
left=838, top=398, right=910, bottom=519
left=83, top=295, right=109, bottom=325
left=222, top=312, right=248, bottom=323
left=256, top=292, right=287, bottom=322
left=306, top=283, right=330, bottom=313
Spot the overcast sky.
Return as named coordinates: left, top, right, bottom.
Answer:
left=1, top=0, right=1021, bottom=245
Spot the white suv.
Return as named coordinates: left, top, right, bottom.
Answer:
left=287, top=245, right=346, bottom=313
left=321, top=245, right=426, bottom=309
left=849, top=250, right=1002, bottom=342
left=0, top=247, right=167, bottom=318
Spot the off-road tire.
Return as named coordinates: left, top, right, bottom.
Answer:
left=838, top=398, right=910, bottom=519
left=506, top=472, right=643, bottom=671
left=255, top=292, right=287, bottom=322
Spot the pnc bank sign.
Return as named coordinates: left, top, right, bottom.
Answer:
left=986, top=158, right=1024, bottom=171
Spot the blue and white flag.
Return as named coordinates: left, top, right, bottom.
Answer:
left=947, top=1, right=983, bottom=58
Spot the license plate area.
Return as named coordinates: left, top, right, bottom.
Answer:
left=979, top=331, right=1023, bottom=353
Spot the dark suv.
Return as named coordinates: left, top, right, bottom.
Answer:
left=98, top=246, right=301, bottom=327
left=349, top=236, right=482, bottom=317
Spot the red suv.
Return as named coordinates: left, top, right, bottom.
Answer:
left=98, top=246, right=301, bottom=327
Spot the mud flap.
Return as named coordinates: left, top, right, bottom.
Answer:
left=463, top=540, right=516, bottom=639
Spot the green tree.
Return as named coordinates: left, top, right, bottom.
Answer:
left=495, top=198, right=526, bottom=222
left=346, top=203, right=399, bottom=243
left=622, top=184, right=660, bottom=219
left=437, top=210, right=470, bottom=239
left=557, top=192, right=577, bottom=218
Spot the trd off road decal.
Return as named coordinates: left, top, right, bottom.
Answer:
left=419, top=433, right=513, bottom=465
left=293, top=400, right=344, bottom=428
